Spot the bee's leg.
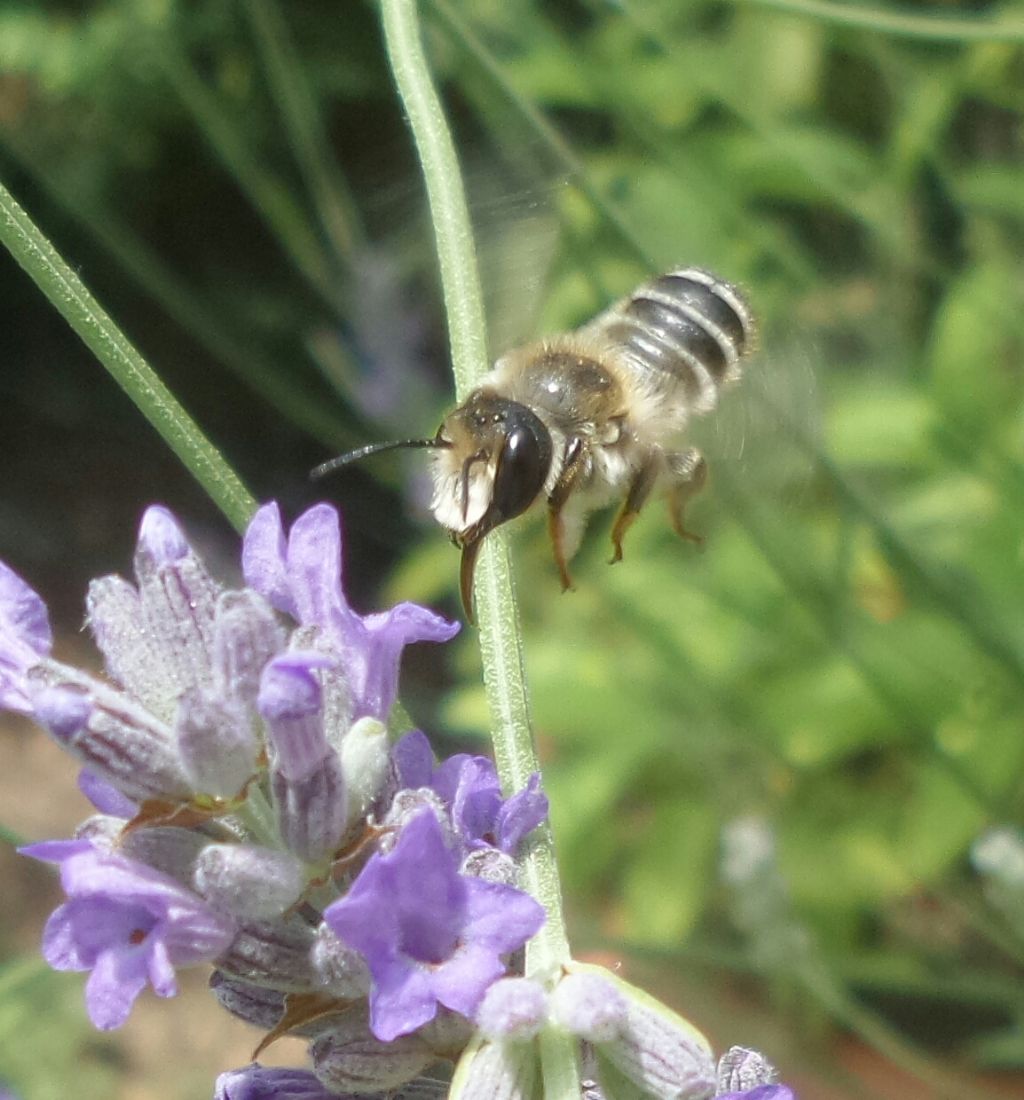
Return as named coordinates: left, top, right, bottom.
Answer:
left=609, top=458, right=659, bottom=564
left=547, top=438, right=587, bottom=591
left=665, top=448, right=707, bottom=545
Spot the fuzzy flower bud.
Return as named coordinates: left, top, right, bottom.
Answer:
left=310, top=1007, right=433, bottom=1094
left=474, top=977, right=549, bottom=1041
left=550, top=969, right=627, bottom=1043
left=193, top=843, right=306, bottom=920
left=340, top=716, right=390, bottom=826
left=567, top=964, right=716, bottom=1099
left=259, top=653, right=346, bottom=863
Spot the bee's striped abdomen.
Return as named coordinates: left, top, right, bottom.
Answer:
left=592, top=267, right=755, bottom=414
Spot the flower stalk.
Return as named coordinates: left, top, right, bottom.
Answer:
left=379, top=0, right=570, bottom=947
left=380, top=0, right=577, bottom=1092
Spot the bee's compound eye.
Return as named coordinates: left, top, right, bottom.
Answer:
left=491, top=420, right=552, bottom=524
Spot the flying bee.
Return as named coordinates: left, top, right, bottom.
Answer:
left=313, top=267, right=756, bottom=621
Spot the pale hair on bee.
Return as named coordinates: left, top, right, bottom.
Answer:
left=313, top=267, right=756, bottom=621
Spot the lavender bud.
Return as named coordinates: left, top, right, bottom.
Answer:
left=175, top=690, right=259, bottom=798
left=193, top=843, right=306, bottom=920
left=31, top=684, right=90, bottom=739
left=119, top=826, right=206, bottom=883
left=271, top=759, right=347, bottom=865
left=417, top=1009, right=475, bottom=1058
left=550, top=971, right=626, bottom=1043
left=27, top=664, right=191, bottom=801
left=716, top=1046, right=779, bottom=1092
left=260, top=654, right=347, bottom=863
left=209, top=971, right=287, bottom=1030
left=133, top=513, right=220, bottom=705
left=86, top=575, right=175, bottom=721
left=311, top=923, right=371, bottom=998
left=475, top=977, right=548, bottom=1041
left=449, top=1036, right=539, bottom=1100
left=216, top=915, right=318, bottom=991
left=572, top=964, right=716, bottom=1099
left=136, top=506, right=190, bottom=563
left=340, top=717, right=389, bottom=826
left=212, top=589, right=286, bottom=707
left=311, top=1007, right=433, bottom=1094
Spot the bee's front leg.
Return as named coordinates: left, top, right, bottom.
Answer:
left=609, top=457, right=659, bottom=564
left=665, top=448, right=707, bottom=545
left=547, top=438, right=587, bottom=591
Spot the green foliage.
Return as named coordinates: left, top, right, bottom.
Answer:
left=3, top=0, right=1024, bottom=1094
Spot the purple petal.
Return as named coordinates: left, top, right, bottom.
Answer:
left=284, top=504, right=348, bottom=628
left=462, top=877, right=545, bottom=955
left=431, top=941, right=506, bottom=1017
left=0, top=560, right=51, bottom=713
left=257, top=653, right=331, bottom=722
left=450, top=758, right=502, bottom=846
left=391, top=729, right=435, bottom=788
left=146, top=937, right=178, bottom=997
left=77, top=770, right=138, bottom=818
left=215, top=1065, right=341, bottom=1100
left=85, top=947, right=149, bottom=1029
left=0, top=560, right=52, bottom=658
left=495, top=773, right=549, bottom=854
left=242, top=503, right=296, bottom=617
left=370, top=956, right=438, bottom=1042
left=351, top=603, right=459, bottom=720
left=19, top=837, right=95, bottom=864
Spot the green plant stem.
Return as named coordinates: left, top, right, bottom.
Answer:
left=0, top=180, right=257, bottom=533
left=379, top=2, right=577, bottom=1095
left=734, top=0, right=1024, bottom=43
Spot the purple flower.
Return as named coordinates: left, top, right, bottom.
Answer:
left=242, top=503, right=459, bottom=720
left=323, top=810, right=545, bottom=1042
left=21, top=840, right=235, bottom=1029
left=393, top=734, right=548, bottom=856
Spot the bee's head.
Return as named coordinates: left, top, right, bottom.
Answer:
left=430, top=391, right=553, bottom=619
left=311, top=390, right=552, bottom=621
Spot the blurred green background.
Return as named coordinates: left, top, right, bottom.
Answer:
left=2, top=0, right=1024, bottom=1097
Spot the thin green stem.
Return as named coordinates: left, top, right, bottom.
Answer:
left=380, top=0, right=488, bottom=400
left=733, top=0, right=1024, bottom=43
left=379, top=1, right=577, bottom=1094
left=0, top=179, right=257, bottom=533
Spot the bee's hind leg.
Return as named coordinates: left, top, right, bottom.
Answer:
left=610, top=457, right=659, bottom=564
left=547, top=438, right=588, bottom=591
left=665, top=448, right=707, bottom=545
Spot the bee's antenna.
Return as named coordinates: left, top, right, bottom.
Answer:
left=311, top=437, right=450, bottom=481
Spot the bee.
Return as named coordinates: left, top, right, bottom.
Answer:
left=314, top=268, right=755, bottom=621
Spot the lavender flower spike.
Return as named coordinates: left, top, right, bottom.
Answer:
left=22, top=841, right=235, bottom=1029
left=243, top=503, right=459, bottom=721
left=324, top=810, right=545, bottom=1042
